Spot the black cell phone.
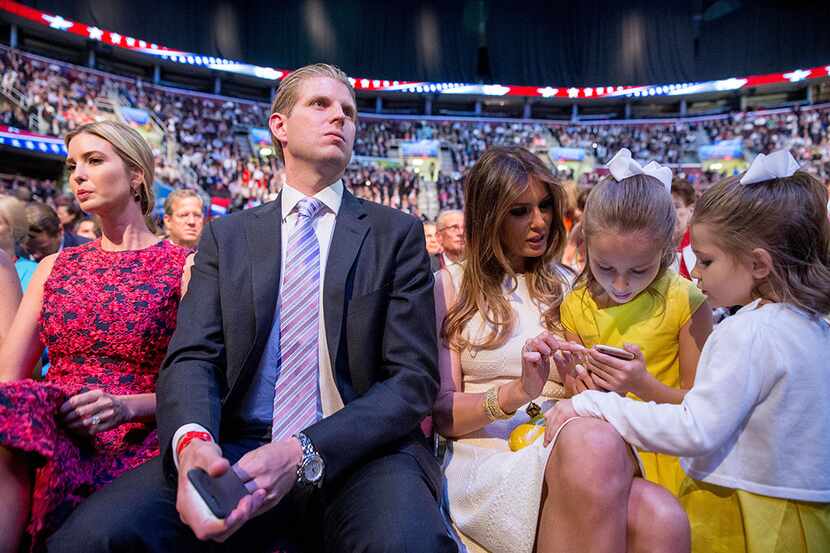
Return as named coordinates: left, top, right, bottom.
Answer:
left=187, top=468, right=249, bottom=519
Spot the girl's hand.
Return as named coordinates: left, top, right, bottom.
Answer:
left=542, top=399, right=580, bottom=446
left=549, top=339, right=595, bottom=396
left=586, top=343, right=648, bottom=396
left=59, top=389, right=134, bottom=437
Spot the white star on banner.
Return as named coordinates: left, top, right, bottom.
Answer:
left=88, top=26, right=103, bottom=40
left=43, top=15, right=72, bottom=31
left=110, top=32, right=121, bottom=44
left=783, top=69, right=811, bottom=83
left=567, top=87, right=579, bottom=98
left=125, top=37, right=135, bottom=47
left=537, top=87, right=558, bottom=97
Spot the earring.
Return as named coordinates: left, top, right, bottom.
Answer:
left=132, top=187, right=141, bottom=202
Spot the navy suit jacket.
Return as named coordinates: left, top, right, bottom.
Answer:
left=156, top=190, right=440, bottom=489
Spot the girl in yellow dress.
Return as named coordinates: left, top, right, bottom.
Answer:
left=547, top=149, right=830, bottom=552
left=558, top=148, right=713, bottom=496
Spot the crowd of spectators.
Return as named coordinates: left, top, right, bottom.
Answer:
left=3, top=46, right=830, bottom=220
left=342, top=163, right=423, bottom=217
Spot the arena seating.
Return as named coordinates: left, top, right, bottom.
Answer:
left=2, top=46, right=829, bottom=217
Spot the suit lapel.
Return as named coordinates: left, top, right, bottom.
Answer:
left=323, top=191, right=368, bottom=369
left=244, top=197, right=283, bottom=351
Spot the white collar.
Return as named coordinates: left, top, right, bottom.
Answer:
left=281, top=180, right=343, bottom=221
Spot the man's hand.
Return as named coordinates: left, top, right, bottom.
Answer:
left=233, top=437, right=303, bottom=518
left=176, top=439, right=266, bottom=542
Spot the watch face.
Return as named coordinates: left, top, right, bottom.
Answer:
left=303, top=455, right=324, bottom=482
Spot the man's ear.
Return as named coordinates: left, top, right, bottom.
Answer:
left=268, top=112, right=288, bottom=151
left=749, top=248, right=774, bottom=280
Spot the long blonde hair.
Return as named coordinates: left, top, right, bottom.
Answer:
left=442, top=146, right=568, bottom=351
left=693, top=172, right=830, bottom=317
left=65, top=120, right=156, bottom=222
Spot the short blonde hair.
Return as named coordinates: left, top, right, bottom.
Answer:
left=65, top=121, right=155, bottom=219
left=270, top=63, right=355, bottom=162
left=163, top=189, right=203, bottom=216
left=0, top=195, right=28, bottom=243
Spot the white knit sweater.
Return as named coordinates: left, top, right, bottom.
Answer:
left=572, top=300, right=830, bottom=502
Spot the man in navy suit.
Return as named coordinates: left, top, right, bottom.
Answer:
left=50, top=64, right=455, bottom=552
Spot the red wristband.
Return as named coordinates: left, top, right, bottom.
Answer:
left=176, top=431, right=212, bottom=459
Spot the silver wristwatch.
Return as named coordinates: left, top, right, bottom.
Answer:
left=295, top=432, right=324, bottom=488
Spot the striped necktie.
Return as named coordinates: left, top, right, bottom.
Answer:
left=272, top=197, right=323, bottom=441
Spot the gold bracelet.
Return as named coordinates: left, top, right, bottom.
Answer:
left=544, top=380, right=569, bottom=400
left=484, top=386, right=513, bottom=421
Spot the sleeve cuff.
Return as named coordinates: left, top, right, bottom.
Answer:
left=570, top=391, right=608, bottom=418
left=172, top=423, right=213, bottom=470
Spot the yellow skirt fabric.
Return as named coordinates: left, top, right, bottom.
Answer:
left=678, top=478, right=830, bottom=553
left=639, top=449, right=686, bottom=496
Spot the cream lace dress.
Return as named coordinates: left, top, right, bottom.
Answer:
left=442, top=264, right=568, bottom=553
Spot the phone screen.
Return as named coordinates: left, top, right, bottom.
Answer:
left=187, top=468, right=250, bottom=519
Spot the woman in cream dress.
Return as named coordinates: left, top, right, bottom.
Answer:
left=433, top=146, right=690, bottom=553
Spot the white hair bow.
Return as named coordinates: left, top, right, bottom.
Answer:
left=606, top=148, right=672, bottom=193
left=739, top=150, right=800, bottom=185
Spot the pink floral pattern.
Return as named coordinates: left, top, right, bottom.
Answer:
left=0, top=239, right=188, bottom=550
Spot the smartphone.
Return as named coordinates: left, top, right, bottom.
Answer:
left=594, top=344, right=636, bottom=361
left=187, top=468, right=249, bottom=519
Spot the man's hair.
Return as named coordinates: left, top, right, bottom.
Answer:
left=163, top=189, right=204, bottom=216
left=436, top=209, right=463, bottom=230
left=25, top=202, right=61, bottom=237
left=671, top=178, right=696, bottom=207
left=269, top=63, right=355, bottom=162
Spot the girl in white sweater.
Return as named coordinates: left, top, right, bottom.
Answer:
left=546, top=150, right=830, bottom=553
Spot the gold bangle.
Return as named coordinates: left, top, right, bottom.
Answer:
left=484, top=386, right=513, bottom=421
left=544, top=380, right=569, bottom=400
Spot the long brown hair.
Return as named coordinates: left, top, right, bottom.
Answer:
left=692, top=172, right=830, bottom=317
left=442, top=146, right=568, bottom=351
left=577, top=173, right=676, bottom=298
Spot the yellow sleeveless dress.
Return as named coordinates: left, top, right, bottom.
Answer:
left=560, top=270, right=705, bottom=496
